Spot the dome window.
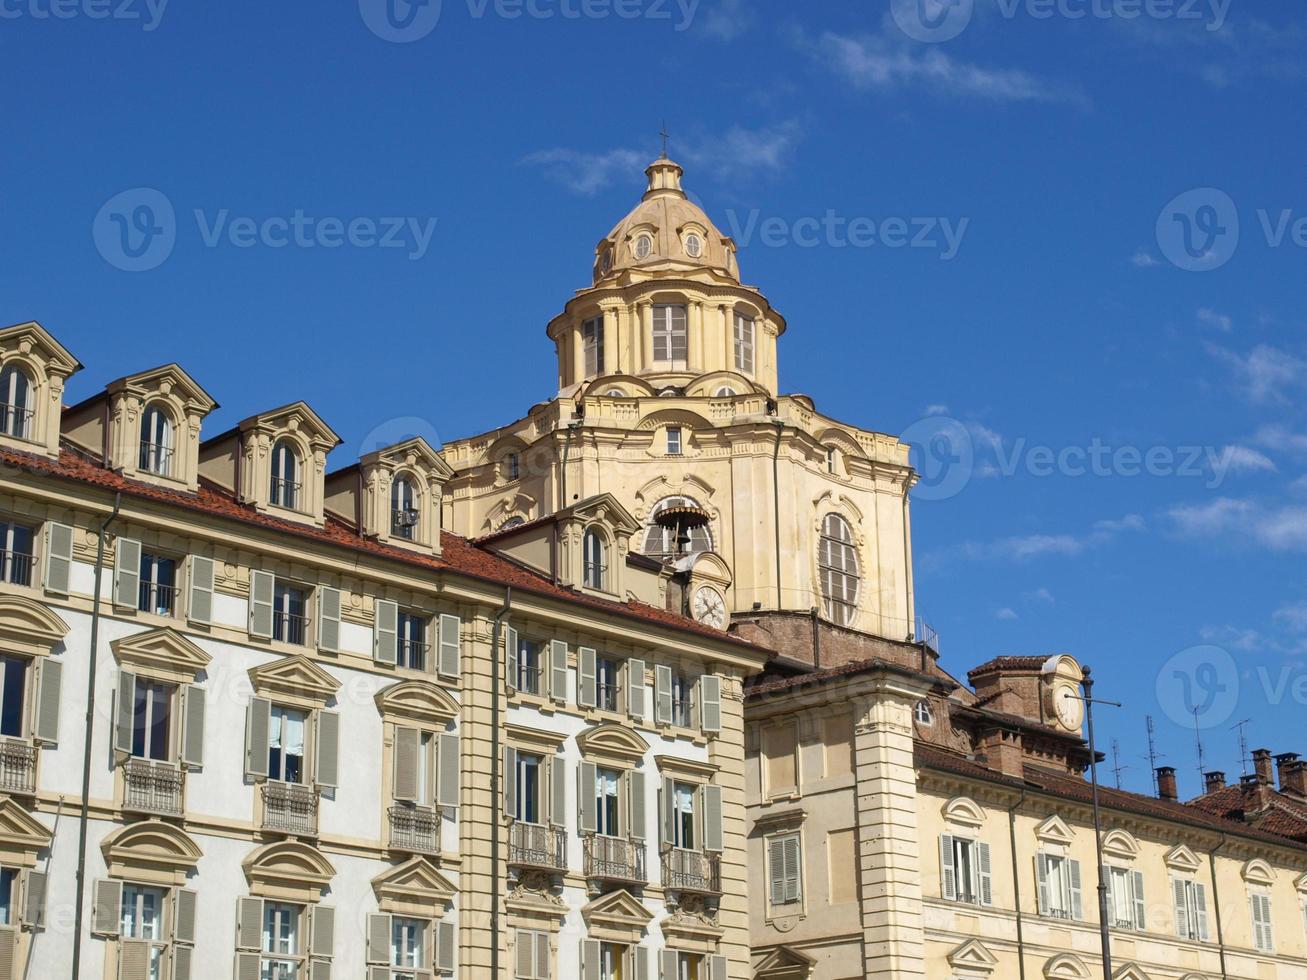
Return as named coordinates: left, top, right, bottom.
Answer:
left=635, top=234, right=653, bottom=260
left=685, top=233, right=703, bottom=258
left=600, top=248, right=613, bottom=273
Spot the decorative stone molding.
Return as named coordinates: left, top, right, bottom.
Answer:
left=653, top=755, right=719, bottom=782
left=1102, top=829, right=1140, bottom=862
left=1113, top=964, right=1154, bottom=980
left=356, top=437, right=453, bottom=554
left=0, top=595, right=68, bottom=657
left=942, top=796, right=985, bottom=830
left=374, top=679, right=459, bottom=728
left=0, top=321, right=81, bottom=459
left=947, top=939, right=999, bottom=978
left=230, top=401, right=342, bottom=526
left=103, top=363, right=216, bottom=491
left=371, top=857, right=455, bottom=917
left=1044, top=953, right=1092, bottom=979
left=100, top=821, right=202, bottom=887
left=111, top=627, right=211, bottom=686
left=753, top=945, right=816, bottom=980
left=1035, top=814, right=1075, bottom=848
left=242, top=840, right=335, bottom=903
left=581, top=889, right=653, bottom=943
left=247, top=654, right=341, bottom=709
left=576, top=723, right=648, bottom=768
left=1165, top=844, right=1202, bottom=874
left=1242, top=858, right=1275, bottom=886
left=506, top=723, right=568, bottom=753
left=660, top=895, right=723, bottom=952
left=0, top=798, right=53, bottom=870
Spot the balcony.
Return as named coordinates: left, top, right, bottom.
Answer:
left=508, top=821, right=567, bottom=872
left=123, top=758, right=184, bottom=816
left=0, top=403, right=33, bottom=441
left=0, top=550, right=33, bottom=588
left=138, top=581, right=177, bottom=617
left=0, top=739, right=36, bottom=795
left=261, top=781, right=319, bottom=836
left=138, top=441, right=174, bottom=476
left=583, top=834, right=646, bottom=886
left=272, top=611, right=309, bottom=646
left=661, top=848, right=721, bottom=896
left=389, top=804, right=442, bottom=855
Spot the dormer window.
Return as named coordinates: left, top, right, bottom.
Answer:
left=269, top=441, right=302, bottom=511
left=0, top=365, right=32, bottom=441
left=635, top=235, right=653, bottom=260
left=139, top=404, right=174, bottom=476
left=392, top=476, right=418, bottom=540
left=652, top=305, right=688, bottom=368
left=583, top=529, right=607, bottom=591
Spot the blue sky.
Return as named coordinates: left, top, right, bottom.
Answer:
left=2, top=0, right=1305, bottom=797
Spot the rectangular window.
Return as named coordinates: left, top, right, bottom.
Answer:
left=517, top=639, right=543, bottom=696
left=515, top=752, right=542, bottom=824
left=138, top=553, right=177, bottom=616
left=262, top=902, right=301, bottom=979
left=583, top=316, right=605, bottom=377
left=734, top=314, right=755, bottom=374
left=652, top=305, right=688, bottom=366
left=1107, top=865, right=1139, bottom=929
left=666, top=427, right=683, bottom=456
left=0, top=867, right=16, bottom=925
left=122, top=883, right=168, bottom=980
left=1039, top=853, right=1081, bottom=920
left=768, top=832, right=802, bottom=906
left=670, top=672, right=693, bottom=729
left=1251, top=892, right=1275, bottom=952
left=673, top=953, right=704, bottom=980
left=515, top=928, right=549, bottom=980
left=1172, top=877, right=1209, bottom=940
left=0, top=655, right=28, bottom=738
left=596, top=657, right=620, bottom=713
left=672, top=782, right=695, bottom=850
left=954, top=838, right=977, bottom=903
left=414, top=732, right=436, bottom=806
left=131, top=680, right=172, bottom=762
left=397, top=612, right=428, bottom=671
left=599, top=942, right=627, bottom=980
left=596, top=767, right=621, bottom=837
left=392, top=916, right=426, bottom=971
left=272, top=584, right=309, bottom=646
left=0, top=521, right=34, bottom=587
left=822, top=713, right=853, bottom=778
left=268, top=706, right=307, bottom=784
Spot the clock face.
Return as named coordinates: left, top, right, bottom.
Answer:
left=692, top=586, right=727, bottom=629
left=1053, top=683, right=1084, bottom=731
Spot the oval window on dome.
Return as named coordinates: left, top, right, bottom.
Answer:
left=600, top=248, right=612, bottom=272
left=685, top=233, right=703, bottom=258
left=635, top=235, right=653, bottom=260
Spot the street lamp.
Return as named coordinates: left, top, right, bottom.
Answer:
left=1077, top=666, right=1122, bottom=980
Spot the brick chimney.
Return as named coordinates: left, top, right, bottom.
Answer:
left=1253, top=748, right=1274, bottom=785
left=1157, top=766, right=1178, bottom=802
left=1204, top=771, right=1226, bottom=794
left=1275, top=753, right=1300, bottom=790
left=1282, top=760, right=1307, bottom=799
left=978, top=728, right=1026, bottom=779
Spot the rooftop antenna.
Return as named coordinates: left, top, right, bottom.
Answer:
left=659, top=122, right=671, bottom=159
left=1144, top=715, right=1164, bottom=795
left=1193, top=707, right=1208, bottom=790
left=1110, top=739, right=1129, bottom=790
left=1231, top=718, right=1253, bottom=778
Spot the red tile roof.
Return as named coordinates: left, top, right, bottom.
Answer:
left=1189, top=782, right=1307, bottom=842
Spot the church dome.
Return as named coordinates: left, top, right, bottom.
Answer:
left=593, top=157, right=740, bottom=285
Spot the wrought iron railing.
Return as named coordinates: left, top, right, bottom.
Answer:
left=397, top=638, right=429, bottom=671
left=661, top=848, right=721, bottom=895
left=0, top=550, right=33, bottom=587
left=123, top=757, right=184, bottom=816
left=138, top=441, right=174, bottom=475
left=138, top=580, right=177, bottom=616
left=508, top=822, right=567, bottom=871
left=0, top=404, right=33, bottom=440
left=0, top=739, right=36, bottom=795
left=671, top=698, right=694, bottom=729
left=262, top=781, right=319, bottom=836
left=595, top=682, right=620, bottom=713
left=273, top=611, right=309, bottom=646
left=583, top=834, right=646, bottom=885
left=389, top=804, right=441, bottom=854
left=269, top=477, right=301, bottom=510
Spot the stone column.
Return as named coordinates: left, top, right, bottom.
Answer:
left=603, top=308, right=618, bottom=377
left=689, top=301, right=704, bottom=372
left=572, top=321, right=586, bottom=382
left=640, top=302, right=654, bottom=370
left=721, top=305, right=733, bottom=370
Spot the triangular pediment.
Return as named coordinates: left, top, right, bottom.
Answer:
left=364, top=437, right=454, bottom=480
left=0, top=594, right=69, bottom=655
left=755, top=945, right=817, bottom=978
left=1296, top=872, right=1307, bottom=894
left=1165, top=844, right=1202, bottom=873
left=577, top=723, right=649, bottom=765
left=372, top=857, right=456, bottom=908
left=948, top=939, right=999, bottom=972
left=582, top=889, right=654, bottom=930
left=240, top=401, right=342, bottom=451
left=0, top=798, right=53, bottom=851
left=110, top=363, right=217, bottom=413
left=1113, top=964, right=1153, bottom=980
left=1044, top=953, right=1091, bottom=980
left=0, top=321, right=81, bottom=375
left=375, top=680, right=459, bottom=727
left=113, top=627, right=212, bottom=682
left=1035, top=814, right=1075, bottom=846
left=570, top=493, right=640, bottom=535
left=248, top=654, right=341, bottom=705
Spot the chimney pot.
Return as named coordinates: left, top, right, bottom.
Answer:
left=1283, top=760, right=1307, bottom=799
left=1253, top=748, right=1274, bottom=784
left=1204, top=771, right=1226, bottom=793
left=1275, top=752, right=1301, bottom=790
left=1156, top=766, right=1178, bottom=802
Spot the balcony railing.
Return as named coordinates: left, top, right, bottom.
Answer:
left=273, top=611, right=308, bottom=646
left=269, top=478, right=301, bottom=510
left=0, top=550, right=33, bottom=587
left=138, top=441, right=173, bottom=476
left=583, top=834, right=646, bottom=885
left=389, top=804, right=441, bottom=855
left=138, top=581, right=177, bottom=616
left=661, top=848, right=721, bottom=896
left=595, top=682, right=620, bottom=713
left=262, top=781, right=319, bottom=836
left=397, top=639, right=429, bottom=671
left=0, top=739, right=36, bottom=795
left=123, top=757, right=184, bottom=816
left=0, top=404, right=33, bottom=441
left=670, top=698, right=694, bottom=729
left=508, top=821, right=567, bottom=871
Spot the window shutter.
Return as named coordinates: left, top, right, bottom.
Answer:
left=578, top=761, right=597, bottom=834
left=632, top=946, right=648, bottom=980
left=0, top=926, right=15, bottom=980
left=21, top=870, right=46, bottom=929
left=939, top=835, right=957, bottom=901
left=1069, top=859, right=1084, bottom=920
left=368, top=968, right=390, bottom=980
left=436, top=918, right=455, bottom=973
left=366, top=914, right=392, bottom=964
left=783, top=834, right=801, bottom=903
left=119, top=939, right=151, bottom=980
left=769, top=837, right=786, bottom=905
left=172, top=945, right=193, bottom=980
left=505, top=626, right=519, bottom=691
left=248, top=570, right=275, bottom=639
left=315, top=710, right=340, bottom=789
left=699, top=675, right=722, bottom=733
left=309, top=905, right=335, bottom=958
left=659, top=950, right=678, bottom=980
left=703, top=784, right=723, bottom=853
left=236, top=897, right=264, bottom=950
left=318, top=586, right=342, bottom=654
left=627, top=659, right=646, bottom=722
left=235, top=952, right=261, bottom=980
left=91, top=879, right=123, bottom=936
left=187, top=555, right=215, bottom=625
left=180, top=685, right=205, bottom=768
left=504, top=746, right=517, bottom=819
left=578, top=647, right=597, bottom=709
left=393, top=727, right=420, bottom=803
left=629, top=770, right=646, bottom=841
left=654, top=665, right=673, bottom=725
left=113, top=536, right=142, bottom=608
left=309, top=958, right=332, bottom=980
left=173, top=889, right=197, bottom=945
left=245, top=697, right=271, bottom=779
left=374, top=598, right=398, bottom=665
left=1172, top=877, right=1189, bottom=937
left=581, top=939, right=601, bottom=980
left=1194, top=882, right=1210, bottom=940
left=514, top=930, right=533, bottom=978
left=1036, top=855, right=1051, bottom=916
left=1132, top=869, right=1146, bottom=930
left=550, top=756, right=567, bottom=827
left=550, top=640, right=568, bottom=703
left=33, top=659, right=62, bottom=745
left=42, top=522, right=72, bottom=594
left=429, top=613, right=458, bottom=678
left=977, top=842, right=993, bottom=906
left=536, top=931, right=551, bottom=980
left=708, top=954, right=727, bottom=980
left=114, top=669, right=137, bottom=755
left=438, top=732, right=460, bottom=809
left=660, top=777, right=675, bottom=848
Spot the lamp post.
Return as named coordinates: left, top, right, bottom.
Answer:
left=1079, top=666, right=1122, bottom=980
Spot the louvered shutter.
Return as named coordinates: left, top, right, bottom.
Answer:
left=1132, top=869, right=1146, bottom=930
left=505, top=626, right=519, bottom=691
left=366, top=913, right=391, bottom=964
left=515, top=930, right=534, bottom=978
left=394, top=727, right=420, bottom=803
left=92, top=879, right=123, bottom=936
left=1172, top=877, right=1189, bottom=937
left=1194, top=882, right=1210, bottom=940
left=784, top=834, right=801, bottom=902
left=632, top=946, right=648, bottom=980
left=581, top=939, right=601, bottom=980
left=939, top=835, right=957, bottom=901
left=309, top=905, right=335, bottom=958
left=654, top=665, right=673, bottom=725
left=245, top=698, right=271, bottom=779
left=248, top=570, right=275, bottom=639
left=119, top=939, right=151, bottom=980
left=187, top=555, right=215, bottom=625
left=659, top=950, right=678, bottom=980
left=436, top=918, right=455, bottom=973
left=699, top=675, right=721, bottom=733
left=438, top=614, right=461, bottom=678
left=235, top=952, right=262, bottom=980
left=318, top=586, right=342, bottom=654
left=629, top=770, right=646, bottom=841
left=550, top=640, right=568, bottom=703
left=438, top=732, right=459, bottom=809
left=114, top=670, right=137, bottom=755
left=315, top=710, right=340, bottom=789
left=1069, top=859, right=1084, bottom=920
left=236, top=897, right=264, bottom=951
left=172, top=945, right=193, bottom=980
left=33, top=659, right=61, bottom=745
left=0, top=926, right=15, bottom=980
left=309, top=959, right=332, bottom=980
left=113, top=536, right=142, bottom=608
left=708, top=954, right=727, bottom=980
left=660, top=778, right=675, bottom=847
left=977, top=842, right=993, bottom=906
left=173, top=888, right=197, bottom=945
left=374, top=599, right=398, bottom=665
left=702, top=784, right=723, bottom=853
left=504, top=746, right=517, bottom=819
left=627, top=659, right=645, bottom=722
left=180, top=685, right=205, bottom=767
left=578, top=762, right=597, bottom=833
left=769, top=837, right=787, bottom=905
left=1036, top=855, right=1051, bottom=916
left=368, top=968, right=390, bottom=980
left=578, top=647, right=597, bottom=708
left=535, top=930, right=550, bottom=980
left=550, top=756, right=567, bottom=827
left=43, top=522, right=72, bottom=594
left=21, top=870, right=46, bottom=928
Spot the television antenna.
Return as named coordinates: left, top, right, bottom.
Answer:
left=1144, top=715, right=1165, bottom=795
left=1111, top=739, right=1129, bottom=790
left=1231, top=718, right=1252, bottom=778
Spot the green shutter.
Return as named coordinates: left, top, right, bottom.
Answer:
left=92, top=880, right=122, bottom=937
left=33, top=659, right=62, bottom=745
left=628, top=770, right=646, bottom=841
left=702, top=784, right=723, bottom=852
left=114, top=670, right=137, bottom=755
left=578, top=647, right=596, bottom=708
left=173, top=888, right=197, bottom=945
left=699, top=674, right=721, bottom=733
left=626, top=659, right=645, bottom=722
left=505, top=626, right=519, bottom=691
left=550, top=640, right=568, bottom=703
left=21, top=870, right=46, bottom=929
left=438, top=732, right=460, bottom=809
left=578, top=762, right=597, bottom=834
left=245, top=698, right=271, bottom=779
left=315, top=711, right=340, bottom=789
left=393, top=727, right=420, bottom=803
left=113, top=536, right=142, bottom=608
left=180, top=685, right=205, bottom=768
left=439, top=614, right=461, bottom=678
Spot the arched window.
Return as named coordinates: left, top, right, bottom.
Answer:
left=818, top=514, right=860, bottom=626
left=269, top=440, right=301, bottom=510
left=583, top=529, right=607, bottom=591
left=642, top=496, right=713, bottom=561
left=139, top=404, right=173, bottom=476
left=391, top=475, right=418, bottom=539
left=0, top=364, right=32, bottom=440
left=915, top=700, right=934, bottom=726
left=499, top=516, right=526, bottom=531
left=714, top=386, right=737, bottom=398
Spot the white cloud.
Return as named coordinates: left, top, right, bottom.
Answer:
left=679, top=122, right=802, bottom=181
left=1198, top=624, right=1265, bottom=653
left=1273, top=600, right=1307, bottom=633
left=520, top=146, right=645, bottom=195
left=1167, top=497, right=1254, bottom=537
left=1024, top=587, right=1056, bottom=604
left=995, top=607, right=1019, bottom=621
left=1215, top=445, right=1278, bottom=475
left=1093, top=514, right=1146, bottom=534
left=1205, top=342, right=1307, bottom=403
left=1197, top=308, right=1233, bottom=332
left=1254, top=425, right=1307, bottom=458
left=1130, top=249, right=1161, bottom=268
left=925, top=404, right=950, bottom=416
left=698, top=0, right=753, bottom=41
left=962, top=514, right=1143, bottom=562
left=1167, top=497, right=1307, bottom=552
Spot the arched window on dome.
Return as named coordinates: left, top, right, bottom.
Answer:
left=583, top=528, right=607, bottom=591
left=391, top=475, right=418, bottom=539
left=269, top=440, right=302, bottom=510
left=652, top=305, right=688, bottom=369
left=818, top=514, right=860, bottom=626
left=635, top=235, right=653, bottom=260
left=642, top=496, right=713, bottom=562
left=684, top=233, right=703, bottom=258
left=139, top=404, right=174, bottom=476
left=714, top=386, right=737, bottom=398
left=0, top=364, right=33, bottom=440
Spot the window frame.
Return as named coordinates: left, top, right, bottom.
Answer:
left=0, top=519, right=36, bottom=588
left=269, top=440, right=303, bottom=511
left=583, top=316, right=606, bottom=377
left=138, top=403, right=174, bottom=478
left=0, top=364, right=33, bottom=441
left=733, top=313, right=755, bottom=375
left=817, top=513, right=860, bottom=626
left=651, top=304, right=689, bottom=368
left=666, top=426, right=683, bottom=456
left=583, top=528, right=608, bottom=592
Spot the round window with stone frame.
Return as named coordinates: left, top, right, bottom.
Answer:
left=684, top=233, right=703, bottom=258
left=635, top=234, right=653, bottom=260
left=600, top=247, right=613, bottom=273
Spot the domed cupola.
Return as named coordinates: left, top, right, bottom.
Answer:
left=593, top=157, right=740, bottom=286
